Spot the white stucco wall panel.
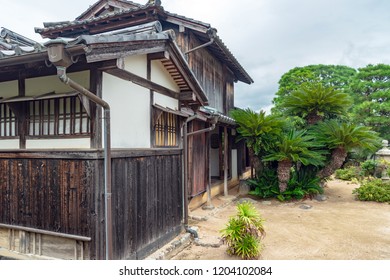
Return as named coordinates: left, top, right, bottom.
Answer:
left=0, top=139, right=19, bottom=149
left=154, top=93, right=179, bottom=110
left=210, top=148, right=220, bottom=177
left=232, top=149, right=238, bottom=180
left=26, top=138, right=90, bottom=149
left=102, top=73, right=150, bottom=148
left=123, top=55, right=147, bottom=78
left=0, top=80, right=18, bottom=98
left=25, top=71, right=90, bottom=96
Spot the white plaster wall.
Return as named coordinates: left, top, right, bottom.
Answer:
left=26, top=71, right=90, bottom=95
left=26, top=138, right=90, bottom=149
left=0, top=139, right=19, bottom=149
left=210, top=148, right=220, bottom=177
left=123, top=55, right=147, bottom=78
left=0, top=80, right=18, bottom=98
left=232, top=149, right=238, bottom=180
left=102, top=72, right=150, bottom=148
left=151, top=60, right=180, bottom=92
left=154, top=93, right=179, bottom=110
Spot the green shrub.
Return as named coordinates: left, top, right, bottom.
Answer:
left=360, top=160, right=378, bottom=177
left=248, top=167, right=323, bottom=201
left=221, top=202, right=265, bottom=259
left=353, top=179, right=390, bottom=203
left=335, top=166, right=362, bottom=181
left=248, top=169, right=279, bottom=199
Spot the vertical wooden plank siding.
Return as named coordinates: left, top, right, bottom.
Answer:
left=0, top=150, right=182, bottom=259
left=188, top=121, right=208, bottom=197
left=111, top=152, right=183, bottom=259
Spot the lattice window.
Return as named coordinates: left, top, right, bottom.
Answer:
left=154, top=111, right=178, bottom=147
left=27, top=96, right=90, bottom=137
left=0, top=103, right=18, bottom=138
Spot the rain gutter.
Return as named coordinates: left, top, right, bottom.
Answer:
left=45, top=41, right=113, bottom=260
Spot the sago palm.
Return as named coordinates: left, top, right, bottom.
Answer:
left=262, top=130, right=325, bottom=192
left=230, top=108, right=284, bottom=174
left=281, top=83, right=352, bottom=125
left=312, top=120, right=381, bottom=179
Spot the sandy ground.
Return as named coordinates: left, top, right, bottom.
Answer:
left=171, top=180, right=390, bottom=260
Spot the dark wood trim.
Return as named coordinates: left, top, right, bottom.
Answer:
left=89, top=68, right=103, bottom=149
left=0, top=148, right=182, bottom=160
left=147, top=51, right=170, bottom=61
left=106, top=68, right=179, bottom=99
left=17, top=73, right=26, bottom=149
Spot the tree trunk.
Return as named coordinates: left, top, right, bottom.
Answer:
left=317, top=147, right=348, bottom=179
left=278, top=159, right=292, bottom=192
left=248, top=148, right=263, bottom=177
left=306, top=111, right=323, bottom=125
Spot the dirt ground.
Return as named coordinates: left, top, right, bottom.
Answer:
left=171, top=179, right=390, bottom=260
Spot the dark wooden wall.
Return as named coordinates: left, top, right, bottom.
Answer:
left=171, top=26, right=236, bottom=115
left=0, top=149, right=183, bottom=260
left=111, top=150, right=183, bottom=259
left=188, top=121, right=208, bottom=197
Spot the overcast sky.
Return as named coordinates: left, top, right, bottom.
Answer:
left=1, top=0, right=390, bottom=112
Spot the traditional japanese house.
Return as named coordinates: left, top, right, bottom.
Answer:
left=0, top=0, right=252, bottom=260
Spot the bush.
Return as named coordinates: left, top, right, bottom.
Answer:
left=360, top=159, right=379, bottom=177
left=247, top=169, right=279, bottom=199
left=353, top=179, right=390, bottom=203
left=248, top=167, right=323, bottom=201
left=221, top=202, right=265, bottom=259
left=335, top=166, right=362, bottom=181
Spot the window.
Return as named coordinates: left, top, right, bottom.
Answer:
left=27, top=96, right=90, bottom=137
left=0, top=93, right=90, bottom=140
left=154, top=111, right=179, bottom=147
left=0, top=103, right=18, bottom=138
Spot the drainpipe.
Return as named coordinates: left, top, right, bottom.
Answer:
left=185, top=28, right=216, bottom=55
left=182, top=115, right=218, bottom=230
left=183, top=115, right=197, bottom=228
left=46, top=42, right=113, bottom=260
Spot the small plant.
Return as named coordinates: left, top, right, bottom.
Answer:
left=353, top=179, right=390, bottom=203
left=221, top=202, right=265, bottom=259
left=335, top=166, right=362, bottom=181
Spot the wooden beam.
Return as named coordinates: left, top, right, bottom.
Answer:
left=147, top=51, right=170, bottom=60
left=106, top=68, right=179, bottom=99
left=180, top=91, right=196, bottom=102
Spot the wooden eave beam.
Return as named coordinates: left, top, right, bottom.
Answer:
left=106, top=67, right=179, bottom=99
left=162, top=15, right=210, bottom=34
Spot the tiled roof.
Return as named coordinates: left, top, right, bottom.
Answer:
left=0, top=28, right=44, bottom=59
left=34, top=3, right=252, bottom=84
left=76, top=0, right=143, bottom=21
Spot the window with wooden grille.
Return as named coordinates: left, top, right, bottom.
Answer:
left=0, top=103, right=18, bottom=138
left=27, top=96, right=90, bottom=137
left=154, top=111, right=179, bottom=147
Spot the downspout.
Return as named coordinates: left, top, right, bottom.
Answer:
left=182, top=115, right=218, bottom=234
left=185, top=28, right=216, bottom=55
left=46, top=42, right=113, bottom=260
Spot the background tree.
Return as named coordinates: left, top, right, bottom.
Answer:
left=273, top=64, right=357, bottom=114
left=350, top=64, right=390, bottom=140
